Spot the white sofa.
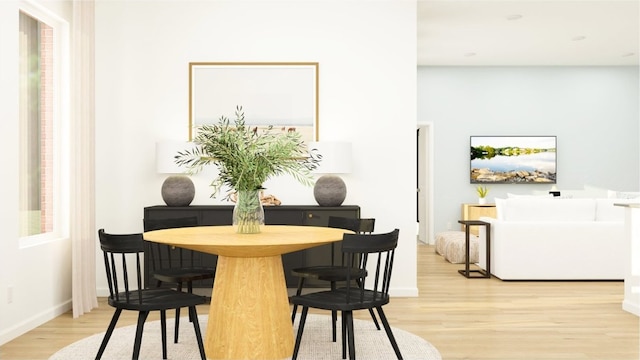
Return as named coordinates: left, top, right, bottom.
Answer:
left=477, top=197, right=636, bottom=280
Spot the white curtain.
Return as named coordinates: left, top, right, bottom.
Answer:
left=71, top=0, right=97, bottom=318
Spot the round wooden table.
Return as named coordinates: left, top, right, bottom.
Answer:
left=144, top=225, right=350, bottom=360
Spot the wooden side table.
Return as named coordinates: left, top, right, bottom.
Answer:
left=457, top=220, right=491, bottom=279
left=461, top=203, right=496, bottom=235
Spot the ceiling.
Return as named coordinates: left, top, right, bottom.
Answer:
left=417, top=0, right=639, bottom=66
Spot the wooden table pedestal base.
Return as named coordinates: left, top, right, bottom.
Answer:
left=206, top=256, right=293, bottom=360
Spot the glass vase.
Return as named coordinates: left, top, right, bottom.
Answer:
left=233, top=189, right=264, bottom=234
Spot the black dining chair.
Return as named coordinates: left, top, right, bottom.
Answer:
left=290, top=228, right=403, bottom=360
left=290, top=216, right=379, bottom=342
left=143, top=216, right=216, bottom=343
left=96, top=229, right=206, bottom=360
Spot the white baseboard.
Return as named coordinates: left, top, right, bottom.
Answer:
left=96, top=286, right=110, bottom=297
left=389, top=286, right=419, bottom=297
left=622, top=299, right=640, bottom=316
left=0, top=299, right=71, bottom=346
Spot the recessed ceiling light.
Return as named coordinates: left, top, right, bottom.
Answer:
left=572, top=36, right=587, bottom=41
left=506, top=14, right=523, bottom=21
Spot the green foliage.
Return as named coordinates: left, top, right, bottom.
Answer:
left=470, top=146, right=495, bottom=159
left=176, top=106, right=320, bottom=199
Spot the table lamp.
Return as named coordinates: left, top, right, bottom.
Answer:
left=309, top=142, right=352, bottom=207
left=156, top=141, right=195, bottom=207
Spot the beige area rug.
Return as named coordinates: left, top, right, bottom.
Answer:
left=49, top=314, right=441, bottom=360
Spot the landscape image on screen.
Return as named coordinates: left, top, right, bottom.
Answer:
left=470, top=136, right=556, bottom=184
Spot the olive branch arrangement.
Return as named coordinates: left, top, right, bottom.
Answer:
left=175, top=106, right=321, bottom=200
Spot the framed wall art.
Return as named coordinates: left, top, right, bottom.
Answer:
left=470, top=135, right=557, bottom=184
left=189, top=62, right=319, bottom=143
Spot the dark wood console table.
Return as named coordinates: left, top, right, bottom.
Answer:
left=457, top=219, right=491, bottom=279
left=143, top=205, right=360, bottom=287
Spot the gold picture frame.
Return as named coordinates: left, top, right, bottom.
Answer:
left=189, top=62, right=319, bottom=142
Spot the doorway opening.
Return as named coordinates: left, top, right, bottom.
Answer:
left=417, top=124, right=434, bottom=244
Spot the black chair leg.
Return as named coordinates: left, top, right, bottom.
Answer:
left=331, top=281, right=337, bottom=342
left=291, top=277, right=305, bottom=323
left=160, top=310, right=167, bottom=359
left=95, top=308, right=122, bottom=360
left=376, top=307, right=403, bottom=360
left=189, top=306, right=206, bottom=360
left=341, top=311, right=347, bottom=359
left=368, top=308, right=381, bottom=330
left=174, top=282, right=183, bottom=343
left=355, top=278, right=381, bottom=330
left=332, top=310, right=338, bottom=342
left=174, top=307, right=181, bottom=343
left=187, top=281, right=194, bottom=322
left=292, top=306, right=309, bottom=360
left=132, top=311, right=150, bottom=360
left=345, top=310, right=356, bottom=360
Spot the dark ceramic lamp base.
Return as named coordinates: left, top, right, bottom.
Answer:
left=313, top=175, right=346, bottom=207
left=161, top=175, right=195, bottom=207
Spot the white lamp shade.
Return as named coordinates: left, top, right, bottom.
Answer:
left=156, top=141, right=194, bottom=174
left=308, top=142, right=352, bottom=174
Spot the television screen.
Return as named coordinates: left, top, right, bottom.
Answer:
left=470, top=136, right=556, bottom=184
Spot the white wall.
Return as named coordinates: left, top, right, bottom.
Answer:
left=418, top=66, right=640, bottom=235
left=94, top=0, right=418, bottom=296
left=0, top=0, right=417, bottom=344
left=0, top=0, right=73, bottom=346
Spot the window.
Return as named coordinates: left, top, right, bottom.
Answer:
left=18, top=5, right=66, bottom=244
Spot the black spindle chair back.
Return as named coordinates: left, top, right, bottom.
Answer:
left=291, top=216, right=380, bottom=341
left=290, top=228, right=403, bottom=360
left=342, top=228, right=398, bottom=304
left=96, top=229, right=206, bottom=360
left=100, top=230, right=145, bottom=305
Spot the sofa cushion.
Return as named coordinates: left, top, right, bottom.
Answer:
left=507, top=193, right=553, bottom=199
left=495, top=198, right=506, bottom=220
left=616, top=191, right=640, bottom=199
left=504, top=198, right=596, bottom=222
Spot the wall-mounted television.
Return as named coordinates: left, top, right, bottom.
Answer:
left=470, top=136, right=557, bottom=184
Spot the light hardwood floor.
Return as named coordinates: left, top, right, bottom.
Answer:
left=1, top=242, right=638, bottom=359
